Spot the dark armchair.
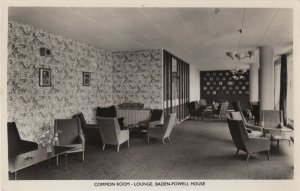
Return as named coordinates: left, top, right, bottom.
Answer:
left=7, top=122, right=38, bottom=157
left=187, top=101, right=205, bottom=120
left=96, top=105, right=125, bottom=129
left=72, top=112, right=99, bottom=145
left=54, top=118, right=85, bottom=162
left=139, top=109, right=163, bottom=131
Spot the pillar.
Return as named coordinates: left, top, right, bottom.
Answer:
left=249, top=63, right=259, bottom=102
left=259, top=46, right=274, bottom=111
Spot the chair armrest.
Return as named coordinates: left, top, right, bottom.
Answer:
left=148, top=121, right=161, bottom=128
left=78, top=134, right=85, bottom=149
left=20, top=140, right=39, bottom=149
left=246, top=128, right=252, bottom=133
left=246, top=124, right=263, bottom=132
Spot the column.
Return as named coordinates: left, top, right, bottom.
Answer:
left=259, top=46, right=274, bottom=111
left=249, top=63, right=259, bottom=102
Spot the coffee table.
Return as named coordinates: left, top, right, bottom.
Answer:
left=9, top=146, right=73, bottom=180
left=264, top=127, right=293, bottom=150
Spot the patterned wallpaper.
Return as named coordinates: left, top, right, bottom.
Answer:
left=7, top=21, right=114, bottom=140
left=112, top=50, right=163, bottom=109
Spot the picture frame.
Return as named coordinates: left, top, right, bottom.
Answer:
left=83, top=72, right=91, bottom=86
left=39, top=68, right=51, bottom=87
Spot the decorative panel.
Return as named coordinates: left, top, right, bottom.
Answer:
left=200, top=70, right=250, bottom=109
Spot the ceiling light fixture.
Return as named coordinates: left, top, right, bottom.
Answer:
left=226, top=9, right=256, bottom=61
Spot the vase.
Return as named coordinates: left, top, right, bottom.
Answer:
left=46, top=145, right=53, bottom=153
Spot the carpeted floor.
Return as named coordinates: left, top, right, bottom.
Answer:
left=11, top=118, right=294, bottom=180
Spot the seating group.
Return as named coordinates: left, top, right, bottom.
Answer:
left=7, top=106, right=176, bottom=160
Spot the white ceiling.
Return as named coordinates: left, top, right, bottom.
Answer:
left=8, top=7, right=293, bottom=70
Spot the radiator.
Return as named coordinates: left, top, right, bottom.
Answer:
left=117, top=109, right=151, bottom=125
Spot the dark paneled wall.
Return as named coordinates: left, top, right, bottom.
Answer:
left=200, top=70, right=250, bottom=109
left=163, top=50, right=189, bottom=121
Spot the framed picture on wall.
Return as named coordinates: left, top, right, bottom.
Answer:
left=39, top=68, right=51, bottom=87
left=83, top=72, right=91, bottom=86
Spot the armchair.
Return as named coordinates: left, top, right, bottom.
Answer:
left=226, top=118, right=270, bottom=162
left=97, top=117, right=129, bottom=152
left=232, top=100, right=251, bottom=121
left=212, top=101, right=229, bottom=118
left=54, top=118, right=85, bottom=162
left=96, top=105, right=125, bottom=130
left=249, top=101, right=260, bottom=125
left=229, top=112, right=263, bottom=137
left=187, top=101, right=205, bottom=120
left=7, top=122, right=38, bottom=157
left=72, top=112, right=99, bottom=145
left=139, top=109, right=163, bottom=131
left=147, top=113, right=176, bottom=144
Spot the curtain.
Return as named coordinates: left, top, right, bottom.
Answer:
left=274, top=63, right=281, bottom=110
left=279, top=55, right=287, bottom=125
left=286, top=54, right=293, bottom=124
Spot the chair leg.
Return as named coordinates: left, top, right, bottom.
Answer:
left=117, top=145, right=120, bottom=152
left=236, top=149, right=239, bottom=156
left=168, top=137, right=170, bottom=142
left=128, top=140, right=130, bottom=148
left=102, top=144, right=105, bottom=151
left=162, top=139, right=165, bottom=144
left=147, top=136, right=150, bottom=143
left=56, top=156, right=59, bottom=166
left=247, top=154, right=251, bottom=162
left=267, top=150, right=270, bottom=160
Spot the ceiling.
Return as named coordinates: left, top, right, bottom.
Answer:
left=8, top=7, right=293, bottom=70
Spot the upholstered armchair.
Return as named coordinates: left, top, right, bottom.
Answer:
left=139, top=109, right=163, bottom=131
left=232, top=100, right=251, bottom=121
left=230, top=112, right=263, bottom=137
left=54, top=118, right=85, bottom=162
left=7, top=122, right=38, bottom=157
left=187, top=102, right=205, bottom=120
left=147, top=113, right=176, bottom=144
left=226, top=118, right=270, bottom=162
left=249, top=101, right=260, bottom=125
left=72, top=112, right=99, bottom=144
left=96, top=105, right=125, bottom=129
left=97, top=117, right=129, bottom=152
left=212, top=101, right=229, bottom=118
left=261, top=110, right=291, bottom=132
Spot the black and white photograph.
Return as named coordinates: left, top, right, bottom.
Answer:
left=0, top=0, right=299, bottom=191
left=83, top=72, right=91, bottom=86
left=39, top=68, right=51, bottom=87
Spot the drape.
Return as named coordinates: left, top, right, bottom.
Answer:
left=279, top=55, right=287, bottom=125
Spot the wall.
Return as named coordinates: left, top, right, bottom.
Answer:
left=112, top=50, right=163, bottom=109
left=189, top=65, right=200, bottom=101
left=7, top=21, right=114, bottom=140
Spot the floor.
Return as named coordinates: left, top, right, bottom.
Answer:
left=11, top=118, right=294, bottom=180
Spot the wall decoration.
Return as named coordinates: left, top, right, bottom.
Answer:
left=39, top=68, right=51, bottom=87
left=200, top=70, right=250, bottom=109
left=83, top=72, right=91, bottom=86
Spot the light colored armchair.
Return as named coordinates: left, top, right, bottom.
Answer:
left=97, top=117, right=129, bottom=152
left=54, top=118, right=85, bottom=162
left=230, top=111, right=263, bottom=137
left=147, top=113, right=176, bottom=144
left=227, top=118, right=270, bottom=162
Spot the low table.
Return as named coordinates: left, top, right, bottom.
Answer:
left=264, top=127, right=293, bottom=150
left=9, top=146, right=73, bottom=180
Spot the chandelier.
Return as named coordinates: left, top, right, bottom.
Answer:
left=226, top=8, right=253, bottom=80
left=231, top=69, right=247, bottom=80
